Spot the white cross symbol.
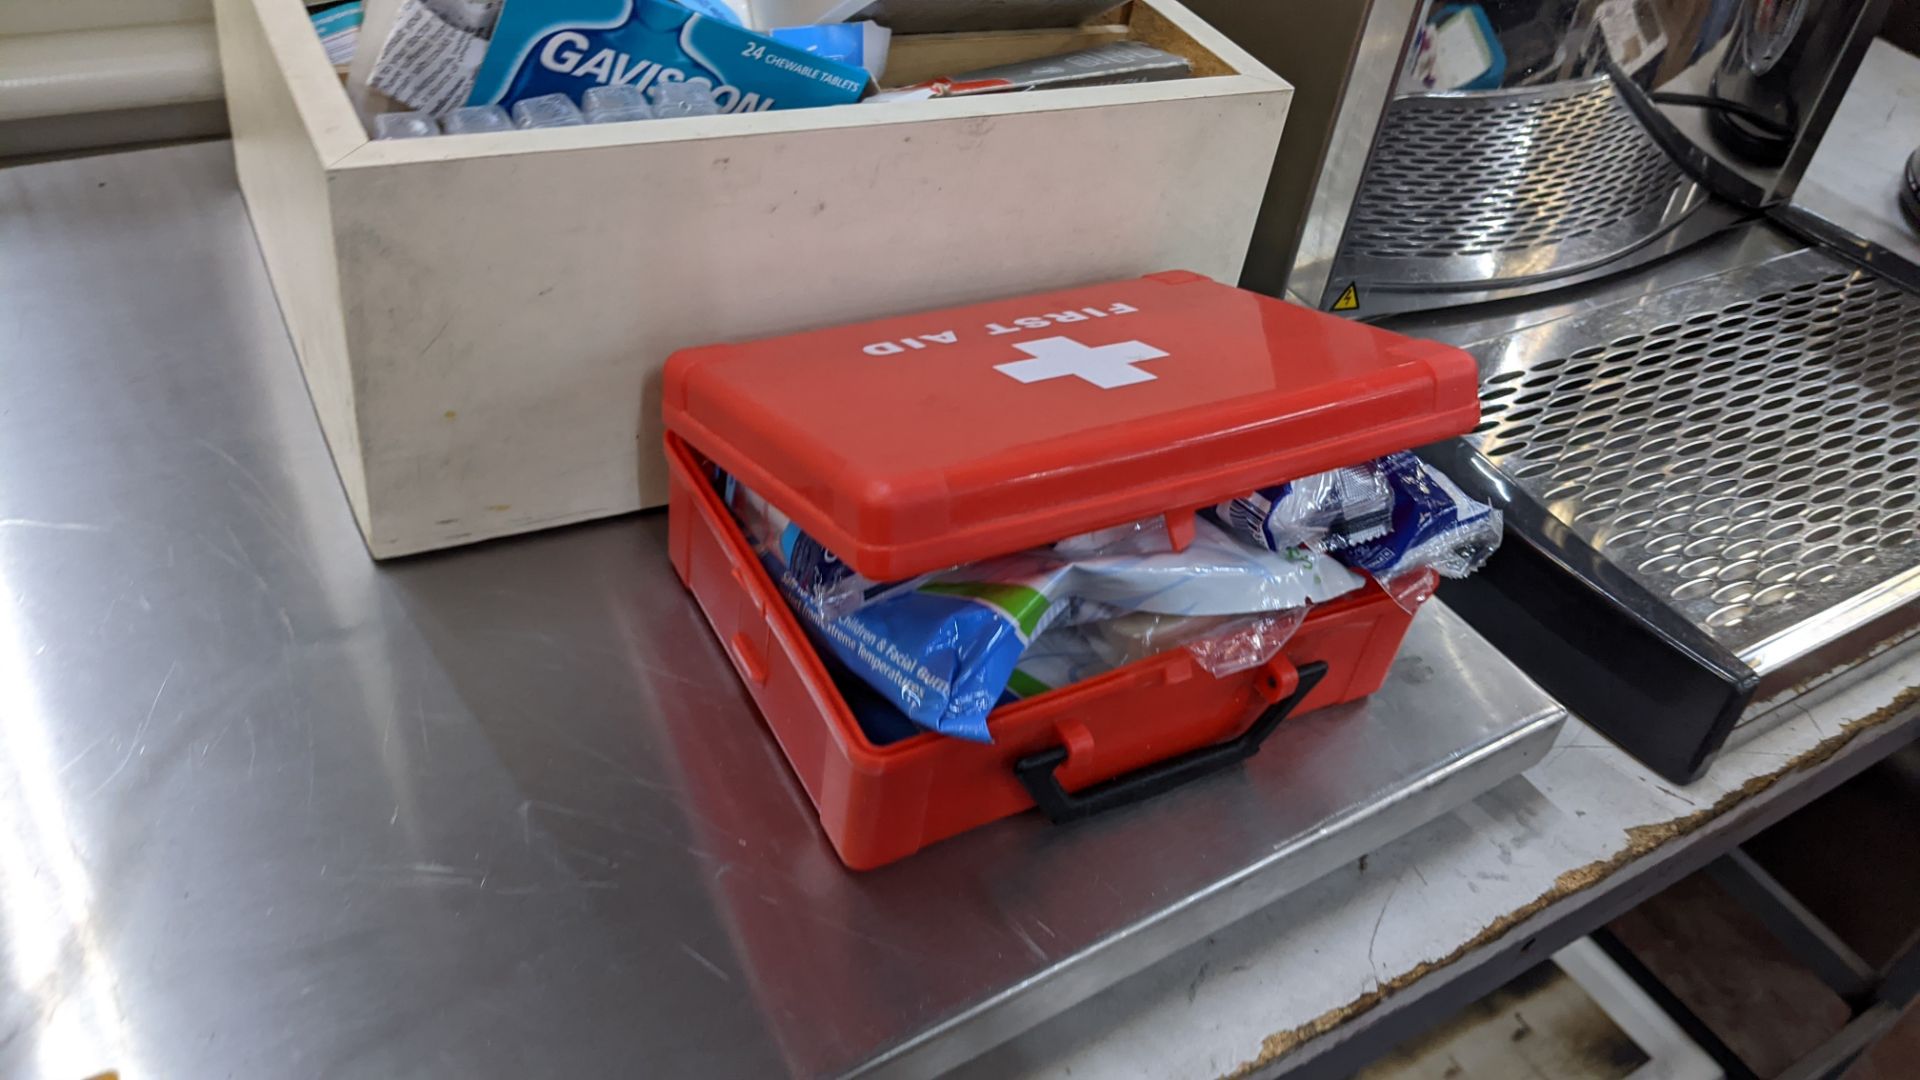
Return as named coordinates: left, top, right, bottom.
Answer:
left=993, top=336, right=1170, bottom=389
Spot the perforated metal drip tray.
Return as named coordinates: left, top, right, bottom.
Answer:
left=1425, top=247, right=1920, bottom=782
left=1326, top=77, right=1705, bottom=309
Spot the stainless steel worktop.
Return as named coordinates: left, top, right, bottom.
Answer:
left=0, top=142, right=1562, bottom=1079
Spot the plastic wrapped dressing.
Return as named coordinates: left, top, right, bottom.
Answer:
left=1063, top=462, right=1396, bottom=562
left=1008, top=608, right=1308, bottom=700
left=1333, top=453, right=1503, bottom=580
left=1209, top=463, right=1395, bottom=554
left=1105, top=609, right=1309, bottom=678
left=729, top=484, right=1363, bottom=742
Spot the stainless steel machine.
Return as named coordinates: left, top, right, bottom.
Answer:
left=1283, top=0, right=1894, bottom=318
left=1418, top=238, right=1920, bottom=780
left=1200, top=0, right=1920, bottom=781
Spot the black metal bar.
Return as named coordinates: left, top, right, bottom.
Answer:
left=1879, top=926, right=1920, bottom=1006
left=1775, top=1003, right=1904, bottom=1080
left=1707, top=848, right=1879, bottom=1003
left=1589, top=927, right=1761, bottom=1080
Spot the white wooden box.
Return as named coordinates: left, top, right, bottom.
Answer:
left=213, top=0, right=1292, bottom=557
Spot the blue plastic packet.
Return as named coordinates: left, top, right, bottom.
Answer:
left=1333, top=452, right=1502, bottom=579
left=753, top=545, right=1063, bottom=743
left=768, top=21, right=891, bottom=79
left=467, top=0, right=870, bottom=113
left=824, top=653, right=925, bottom=747
left=673, top=0, right=744, bottom=25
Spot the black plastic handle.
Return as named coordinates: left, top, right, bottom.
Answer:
left=1013, top=660, right=1329, bottom=824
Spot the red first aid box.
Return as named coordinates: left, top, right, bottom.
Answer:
left=664, top=271, right=1481, bottom=869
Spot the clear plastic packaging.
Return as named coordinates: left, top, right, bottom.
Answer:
left=373, top=111, right=441, bottom=139
left=1377, top=567, right=1441, bottom=614
left=729, top=480, right=1363, bottom=741
left=1334, top=452, right=1503, bottom=580
left=511, top=93, right=585, bottom=128
left=1075, top=465, right=1397, bottom=562
left=1052, top=516, right=1178, bottom=558
left=1009, top=608, right=1307, bottom=700
left=583, top=85, right=657, bottom=124
left=1184, top=611, right=1307, bottom=677
left=648, top=77, right=723, bottom=117
left=1085, top=608, right=1307, bottom=677
left=1211, top=464, right=1395, bottom=554
left=441, top=104, right=512, bottom=133
left=1023, top=519, right=1364, bottom=618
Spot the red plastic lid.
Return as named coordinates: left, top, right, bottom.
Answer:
left=663, top=271, right=1480, bottom=581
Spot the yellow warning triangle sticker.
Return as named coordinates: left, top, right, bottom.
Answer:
left=1332, top=283, right=1360, bottom=311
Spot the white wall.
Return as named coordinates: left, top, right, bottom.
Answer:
left=0, top=0, right=226, bottom=158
